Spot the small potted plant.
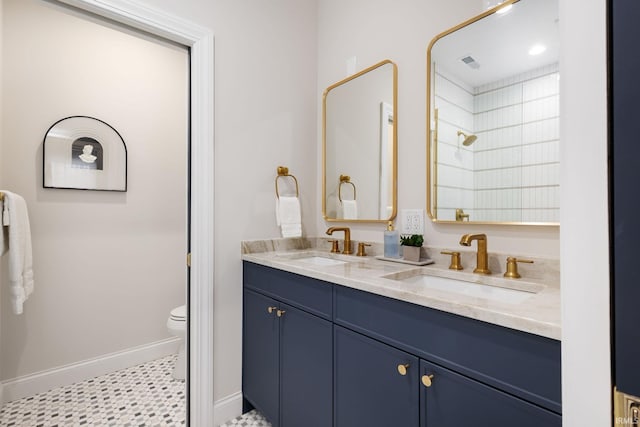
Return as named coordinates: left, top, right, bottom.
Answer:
left=400, top=234, right=424, bottom=262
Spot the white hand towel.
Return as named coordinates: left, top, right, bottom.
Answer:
left=341, top=199, right=358, bottom=220
left=1, top=191, right=34, bottom=314
left=276, top=196, right=302, bottom=238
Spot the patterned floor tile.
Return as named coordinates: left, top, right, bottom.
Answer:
left=219, top=409, right=272, bottom=427
left=0, top=354, right=185, bottom=427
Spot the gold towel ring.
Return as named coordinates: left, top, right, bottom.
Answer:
left=338, top=175, right=356, bottom=202
left=275, top=166, right=299, bottom=198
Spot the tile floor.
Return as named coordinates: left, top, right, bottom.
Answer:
left=219, top=409, right=271, bottom=427
left=0, top=354, right=185, bottom=427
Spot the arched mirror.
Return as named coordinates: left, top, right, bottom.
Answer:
left=323, top=60, right=398, bottom=222
left=427, top=0, right=559, bottom=225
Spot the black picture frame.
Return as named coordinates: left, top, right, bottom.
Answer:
left=43, top=116, right=127, bottom=191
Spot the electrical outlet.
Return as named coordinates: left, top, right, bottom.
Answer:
left=400, top=209, right=424, bottom=235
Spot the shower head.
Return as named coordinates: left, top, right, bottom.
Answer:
left=457, top=130, right=478, bottom=146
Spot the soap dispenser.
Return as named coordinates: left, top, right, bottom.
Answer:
left=384, top=221, right=400, bottom=258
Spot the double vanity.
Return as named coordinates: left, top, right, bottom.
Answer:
left=246, top=0, right=562, bottom=424
left=241, top=237, right=561, bottom=427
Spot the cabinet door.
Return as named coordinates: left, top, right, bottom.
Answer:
left=243, top=289, right=280, bottom=425
left=334, top=325, right=419, bottom=427
left=280, top=303, right=333, bottom=427
left=420, top=360, right=561, bottom=427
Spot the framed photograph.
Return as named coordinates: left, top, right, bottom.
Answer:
left=43, top=116, right=127, bottom=191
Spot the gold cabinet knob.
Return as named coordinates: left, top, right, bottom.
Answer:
left=267, top=306, right=277, bottom=314
left=397, top=364, right=410, bottom=376
left=421, top=374, right=434, bottom=387
left=276, top=309, right=286, bottom=317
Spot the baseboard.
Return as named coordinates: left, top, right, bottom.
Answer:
left=214, top=391, right=243, bottom=427
left=1, top=337, right=180, bottom=404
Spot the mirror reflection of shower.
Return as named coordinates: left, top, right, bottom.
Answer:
left=457, top=130, right=478, bottom=146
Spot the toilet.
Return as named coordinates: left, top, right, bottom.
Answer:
left=166, top=305, right=187, bottom=380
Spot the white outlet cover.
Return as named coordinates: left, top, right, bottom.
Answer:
left=401, top=209, right=424, bottom=234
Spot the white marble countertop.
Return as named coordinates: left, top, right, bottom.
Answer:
left=241, top=238, right=561, bottom=340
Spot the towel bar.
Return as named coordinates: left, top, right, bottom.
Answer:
left=275, top=166, right=299, bottom=198
left=338, top=175, right=356, bottom=202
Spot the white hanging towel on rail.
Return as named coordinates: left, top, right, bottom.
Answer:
left=340, top=199, right=358, bottom=220
left=0, top=191, right=34, bottom=314
left=276, top=196, right=302, bottom=238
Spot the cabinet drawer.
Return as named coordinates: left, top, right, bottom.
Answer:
left=334, top=285, right=561, bottom=414
left=420, top=360, right=561, bottom=426
left=243, top=262, right=333, bottom=320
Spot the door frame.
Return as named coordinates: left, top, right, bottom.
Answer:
left=55, top=0, right=215, bottom=425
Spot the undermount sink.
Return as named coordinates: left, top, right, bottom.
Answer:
left=387, top=272, right=542, bottom=304
left=297, top=256, right=348, bottom=266
left=278, top=252, right=349, bottom=267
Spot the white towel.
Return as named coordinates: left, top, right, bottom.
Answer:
left=341, top=199, right=358, bottom=220
left=276, top=196, right=302, bottom=238
left=1, top=191, right=34, bottom=314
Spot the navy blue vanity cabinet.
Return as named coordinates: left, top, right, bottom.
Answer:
left=279, top=301, right=332, bottom=427
left=419, top=360, right=561, bottom=426
left=334, top=325, right=420, bottom=427
left=243, top=263, right=333, bottom=427
left=243, top=261, right=562, bottom=426
left=334, top=285, right=562, bottom=415
left=243, top=289, right=280, bottom=424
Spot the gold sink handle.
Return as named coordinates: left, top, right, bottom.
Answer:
left=357, top=242, right=371, bottom=257
left=328, top=239, right=340, bottom=253
left=441, top=251, right=463, bottom=270
left=503, top=257, right=534, bottom=279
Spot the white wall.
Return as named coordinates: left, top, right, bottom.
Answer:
left=560, top=0, right=611, bottom=425
left=126, top=0, right=319, bottom=404
left=1, top=0, right=187, bottom=378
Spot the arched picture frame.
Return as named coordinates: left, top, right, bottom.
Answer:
left=43, top=116, right=127, bottom=191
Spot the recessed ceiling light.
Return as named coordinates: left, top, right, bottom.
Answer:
left=529, top=44, right=547, bottom=56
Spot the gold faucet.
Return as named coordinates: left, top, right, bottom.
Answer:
left=459, top=233, right=491, bottom=275
left=326, top=227, right=352, bottom=255
left=455, top=208, right=470, bottom=222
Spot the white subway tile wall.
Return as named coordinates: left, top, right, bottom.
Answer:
left=434, top=63, right=559, bottom=222
left=434, top=66, right=475, bottom=220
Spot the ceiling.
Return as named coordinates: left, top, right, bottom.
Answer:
left=431, top=0, right=559, bottom=88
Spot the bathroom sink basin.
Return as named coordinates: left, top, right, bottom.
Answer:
left=277, top=252, right=349, bottom=266
left=297, top=256, right=348, bottom=266
left=388, top=273, right=542, bottom=304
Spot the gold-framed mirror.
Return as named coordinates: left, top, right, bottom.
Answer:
left=427, top=0, right=559, bottom=225
left=323, top=60, right=398, bottom=223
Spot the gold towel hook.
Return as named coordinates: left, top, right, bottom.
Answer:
left=275, top=166, right=299, bottom=199
left=338, top=175, right=356, bottom=202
